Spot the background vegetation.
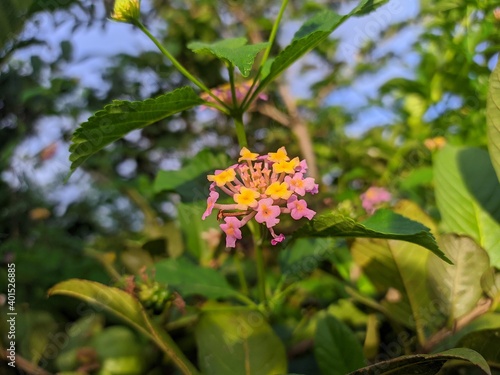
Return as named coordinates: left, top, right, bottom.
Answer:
left=1, top=0, right=500, bottom=374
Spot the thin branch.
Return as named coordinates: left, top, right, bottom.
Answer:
left=0, top=350, right=53, bottom=375
left=255, top=103, right=290, bottom=127
left=278, top=84, right=320, bottom=180
left=422, top=298, right=492, bottom=353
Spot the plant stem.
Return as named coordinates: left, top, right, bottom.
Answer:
left=228, top=64, right=238, bottom=109
left=135, top=22, right=228, bottom=110
left=249, top=222, right=267, bottom=307
left=233, top=111, right=248, bottom=148
left=255, top=240, right=267, bottom=307
left=235, top=251, right=249, bottom=296
left=241, top=0, right=288, bottom=110
left=141, top=311, right=201, bottom=375
left=261, top=0, right=288, bottom=68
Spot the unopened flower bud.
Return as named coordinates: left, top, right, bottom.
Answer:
left=111, top=0, right=141, bottom=23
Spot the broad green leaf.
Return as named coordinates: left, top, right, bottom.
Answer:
left=293, top=208, right=450, bottom=263
left=348, top=348, right=491, bottom=375
left=351, top=201, right=444, bottom=345
left=153, top=257, right=241, bottom=300
left=434, top=145, right=500, bottom=267
left=69, top=86, right=204, bottom=174
left=195, top=309, right=287, bottom=375
left=187, top=38, right=268, bottom=77
left=314, top=314, right=366, bottom=375
left=48, top=279, right=200, bottom=375
left=153, top=150, right=229, bottom=195
left=458, top=329, right=500, bottom=365
left=255, top=0, right=389, bottom=95
left=428, top=235, right=490, bottom=325
left=487, top=59, right=500, bottom=181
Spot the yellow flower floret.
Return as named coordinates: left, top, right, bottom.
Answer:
left=273, top=157, right=299, bottom=174
left=268, top=146, right=289, bottom=163
left=265, top=182, right=292, bottom=200
left=234, top=187, right=260, bottom=208
left=239, top=147, right=259, bottom=162
left=207, top=168, right=236, bottom=187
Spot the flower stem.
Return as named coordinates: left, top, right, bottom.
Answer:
left=255, top=243, right=267, bottom=306
left=142, top=312, right=201, bottom=375
left=135, top=22, right=228, bottom=110
left=260, top=0, right=289, bottom=68
left=233, top=112, right=248, bottom=148
left=235, top=250, right=249, bottom=296
left=241, top=0, right=289, bottom=110
left=228, top=64, right=238, bottom=109
left=249, top=222, right=267, bottom=306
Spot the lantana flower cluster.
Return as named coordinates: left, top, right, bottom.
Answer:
left=202, top=147, right=318, bottom=247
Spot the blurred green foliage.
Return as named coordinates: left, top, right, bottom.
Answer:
left=2, top=0, right=500, bottom=374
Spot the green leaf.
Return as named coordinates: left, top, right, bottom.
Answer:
left=195, top=309, right=287, bottom=375
left=187, top=38, right=268, bottom=77
left=153, top=257, right=241, bottom=300
left=178, top=201, right=219, bottom=262
left=458, top=329, right=500, bottom=366
left=293, top=208, right=450, bottom=263
left=48, top=279, right=200, bottom=375
left=279, top=237, right=336, bottom=281
left=428, top=234, right=490, bottom=324
left=487, top=58, right=500, bottom=182
left=351, top=201, right=444, bottom=345
left=69, top=86, right=204, bottom=174
left=434, top=145, right=500, bottom=267
left=348, top=348, right=491, bottom=375
left=153, top=150, right=229, bottom=195
left=256, top=0, right=389, bottom=94
left=314, top=314, right=366, bottom=375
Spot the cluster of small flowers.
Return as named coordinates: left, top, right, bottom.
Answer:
left=202, top=147, right=318, bottom=247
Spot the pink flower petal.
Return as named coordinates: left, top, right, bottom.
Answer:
left=202, top=191, right=219, bottom=220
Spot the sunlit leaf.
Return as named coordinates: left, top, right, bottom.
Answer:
left=69, top=86, right=204, bottom=175
left=188, top=38, right=268, bottom=77
left=434, top=145, right=500, bottom=267
left=195, top=309, right=287, bottom=375
left=428, top=234, right=490, bottom=325
left=351, top=201, right=444, bottom=345
left=487, top=58, right=500, bottom=181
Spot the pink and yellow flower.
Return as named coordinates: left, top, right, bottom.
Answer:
left=360, top=186, right=392, bottom=214
left=202, top=147, right=318, bottom=247
left=220, top=217, right=243, bottom=248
